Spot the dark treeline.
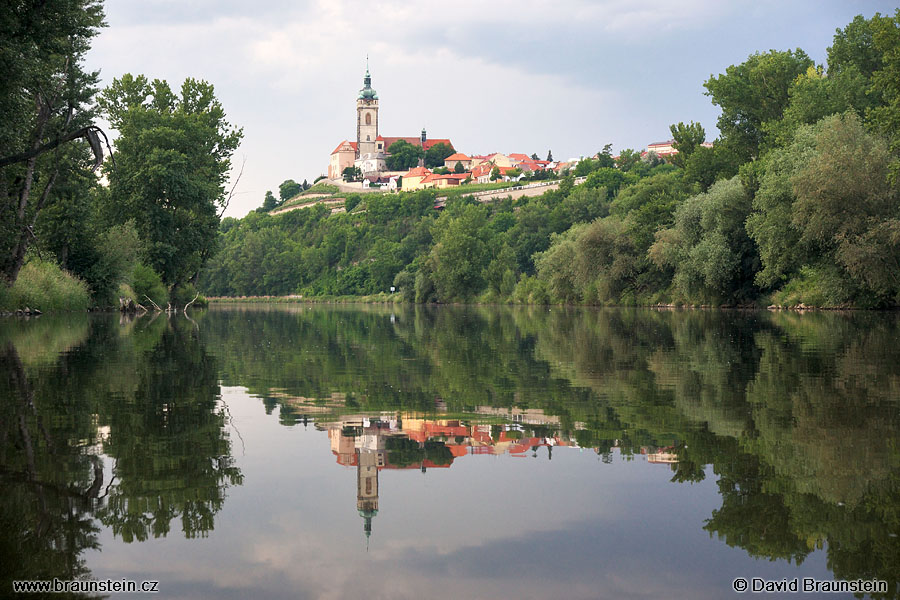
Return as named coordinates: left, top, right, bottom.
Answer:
left=204, top=12, right=900, bottom=308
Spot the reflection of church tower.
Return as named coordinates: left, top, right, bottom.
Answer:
left=356, top=447, right=380, bottom=545
left=356, top=60, right=379, bottom=157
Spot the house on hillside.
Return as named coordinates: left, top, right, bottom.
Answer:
left=329, top=140, right=358, bottom=179
left=400, top=166, right=432, bottom=191
left=443, top=152, right=473, bottom=171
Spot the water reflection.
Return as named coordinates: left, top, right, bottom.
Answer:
left=0, top=306, right=898, bottom=598
left=0, top=315, right=242, bottom=592
left=204, top=305, right=899, bottom=596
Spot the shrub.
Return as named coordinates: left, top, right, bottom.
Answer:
left=132, top=263, right=168, bottom=308
left=1, top=259, right=90, bottom=312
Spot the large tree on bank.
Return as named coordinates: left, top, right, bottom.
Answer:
left=99, top=74, right=242, bottom=293
left=0, top=0, right=107, bottom=285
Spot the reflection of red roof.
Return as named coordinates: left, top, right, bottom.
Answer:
left=378, top=136, right=453, bottom=151
left=331, top=140, right=358, bottom=154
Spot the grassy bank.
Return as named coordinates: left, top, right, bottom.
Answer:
left=0, top=260, right=91, bottom=313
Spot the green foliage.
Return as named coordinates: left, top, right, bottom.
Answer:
left=0, top=0, right=105, bottom=284
left=0, top=259, right=90, bottom=312
left=615, top=149, right=642, bottom=172
left=386, top=140, right=424, bottom=171
left=683, top=143, right=742, bottom=191
left=278, top=179, right=302, bottom=203
left=490, top=166, right=502, bottom=181
left=596, top=144, right=616, bottom=168
left=425, top=142, right=455, bottom=168
left=867, top=10, right=900, bottom=182
left=342, top=165, right=362, bottom=182
left=453, top=161, right=466, bottom=174
left=99, top=74, right=243, bottom=291
left=259, top=191, right=278, bottom=213
left=669, top=121, right=706, bottom=168
left=651, top=177, right=759, bottom=303
left=132, top=263, right=168, bottom=308
left=573, top=158, right=598, bottom=177
left=748, top=112, right=900, bottom=305
left=428, top=204, right=491, bottom=301
left=705, top=49, right=813, bottom=159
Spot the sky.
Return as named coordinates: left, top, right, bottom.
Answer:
left=84, top=0, right=898, bottom=218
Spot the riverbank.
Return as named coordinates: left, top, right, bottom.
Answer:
left=205, top=294, right=885, bottom=311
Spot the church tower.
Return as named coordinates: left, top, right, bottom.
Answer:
left=356, top=61, right=379, bottom=157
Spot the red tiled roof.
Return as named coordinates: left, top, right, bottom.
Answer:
left=509, top=153, right=531, bottom=162
left=404, top=166, right=432, bottom=178
left=379, top=136, right=454, bottom=151
left=444, top=152, right=470, bottom=161
left=331, top=140, right=358, bottom=155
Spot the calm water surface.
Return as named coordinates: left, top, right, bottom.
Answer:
left=1, top=305, right=898, bottom=599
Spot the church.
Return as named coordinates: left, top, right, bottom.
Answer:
left=327, top=64, right=452, bottom=180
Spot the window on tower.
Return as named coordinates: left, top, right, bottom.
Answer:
left=365, top=113, right=372, bottom=125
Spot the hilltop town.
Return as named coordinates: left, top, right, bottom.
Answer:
left=324, top=64, right=697, bottom=193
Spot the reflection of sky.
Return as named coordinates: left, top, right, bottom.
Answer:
left=85, top=385, right=837, bottom=600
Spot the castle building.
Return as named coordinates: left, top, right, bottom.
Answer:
left=327, top=64, right=453, bottom=180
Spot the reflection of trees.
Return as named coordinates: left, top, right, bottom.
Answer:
left=532, top=308, right=900, bottom=597
left=0, top=312, right=243, bottom=596
left=0, top=328, right=102, bottom=596
left=203, top=304, right=899, bottom=593
left=97, top=319, right=242, bottom=542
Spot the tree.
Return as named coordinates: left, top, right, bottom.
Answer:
left=669, top=121, right=706, bottom=168
left=428, top=204, right=491, bottom=301
left=747, top=112, right=899, bottom=305
left=615, top=149, right=641, bottom=172
left=342, top=166, right=362, bottom=182
left=547, top=150, right=554, bottom=162
left=531, top=153, right=539, bottom=161
left=704, top=49, right=813, bottom=160
left=259, top=191, right=277, bottom=213
left=683, top=143, right=741, bottom=191
left=650, top=177, right=759, bottom=303
left=490, top=166, right=502, bottom=181
left=278, top=179, right=302, bottom=203
left=867, top=10, right=900, bottom=183
left=596, top=143, right=615, bottom=168
left=425, top=142, right=455, bottom=168
left=99, top=74, right=243, bottom=294
left=453, top=161, right=466, bottom=174
left=574, top=159, right=597, bottom=177
left=0, top=0, right=106, bottom=285
left=385, top=140, right=424, bottom=171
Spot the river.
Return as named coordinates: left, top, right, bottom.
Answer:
left=1, top=305, right=898, bottom=599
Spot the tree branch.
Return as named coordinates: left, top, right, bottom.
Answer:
left=0, top=125, right=113, bottom=171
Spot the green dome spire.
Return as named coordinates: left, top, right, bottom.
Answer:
left=358, top=59, right=378, bottom=100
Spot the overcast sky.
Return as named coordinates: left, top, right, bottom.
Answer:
left=84, top=0, right=898, bottom=218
